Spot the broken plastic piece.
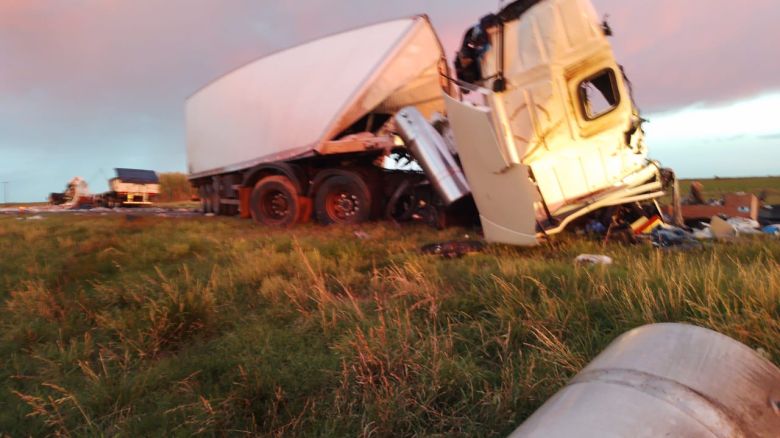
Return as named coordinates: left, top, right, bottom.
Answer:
left=631, top=215, right=663, bottom=235
left=726, top=217, right=761, bottom=235
left=692, top=227, right=714, bottom=240
left=710, top=216, right=737, bottom=241
left=574, top=254, right=613, bottom=266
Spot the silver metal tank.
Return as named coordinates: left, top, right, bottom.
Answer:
left=509, top=323, right=780, bottom=438
left=394, top=107, right=470, bottom=206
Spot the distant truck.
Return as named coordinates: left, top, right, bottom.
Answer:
left=186, top=0, right=676, bottom=246
left=48, top=176, right=91, bottom=206
left=96, top=168, right=160, bottom=208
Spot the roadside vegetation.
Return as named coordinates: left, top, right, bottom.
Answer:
left=157, top=172, right=197, bottom=203
left=1, top=211, right=778, bottom=436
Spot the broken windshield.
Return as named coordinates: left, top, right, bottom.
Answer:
left=579, top=69, right=620, bottom=120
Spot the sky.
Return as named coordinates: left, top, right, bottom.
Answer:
left=1, top=0, right=779, bottom=202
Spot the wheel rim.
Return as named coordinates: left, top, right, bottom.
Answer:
left=262, top=190, right=290, bottom=221
left=326, top=191, right=360, bottom=221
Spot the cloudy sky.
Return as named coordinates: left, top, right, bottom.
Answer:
left=1, top=0, right=779, bottom=202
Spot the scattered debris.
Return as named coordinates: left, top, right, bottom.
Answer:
left=585, top=220, right=607, bottom=235
left=353, top=231, right=370, bottom=240
left=574, top=254, right=613, bottom=266
left=672, top=183, right=760, bottom=222
left=727, top=217, right=762, bottom=235
left=759, top=204, right=780, bottom=225
left=421, top=240, right=485, bottom=258
left=710, top=216, right=738, bottom=241
left=687, top=181, right=706, bottom=204
left=691, top=226, right=714, bottom=240
left=762, top=224, right=780, bottom=236
left=631, top=215, right=663, bottom=235
left=26, top=215, right=45, bottom=221
left=649, top=226, right=701, bottom=250
left=48, top=176, right=91, bottom=207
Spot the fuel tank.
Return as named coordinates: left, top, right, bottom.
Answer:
left=509, top=323, right=780, bottom=437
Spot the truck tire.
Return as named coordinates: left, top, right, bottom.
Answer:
left=314, top=172, right=372, bottom=225
left=250, top=175, right=300, bottom=226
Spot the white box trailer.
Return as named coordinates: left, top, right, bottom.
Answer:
left=186, top=0, right=676, bottom=246
left=187, top=17, right=449, bottom=178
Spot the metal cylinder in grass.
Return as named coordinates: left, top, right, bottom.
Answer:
left=509, top=323, right=780, bottom=438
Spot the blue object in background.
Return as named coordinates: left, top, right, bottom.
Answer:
left=762, top=224, right=780, bottom=235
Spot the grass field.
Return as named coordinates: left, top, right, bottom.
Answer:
left=1, top=211, right=778, bottom=437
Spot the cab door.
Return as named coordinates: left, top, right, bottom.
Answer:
left=443, top=92, right=539, bottom=246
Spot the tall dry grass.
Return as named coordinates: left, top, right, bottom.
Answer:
left=0, top=214, right=778, bottom=436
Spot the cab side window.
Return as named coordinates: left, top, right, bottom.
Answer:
left=579, top=69, right=620, bottom=120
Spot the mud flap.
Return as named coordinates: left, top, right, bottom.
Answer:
left=297, top=196, right=313, bottom=224
left=444, top=94, right=538, bottom=246
left=239, top=187, right=252, bottom=219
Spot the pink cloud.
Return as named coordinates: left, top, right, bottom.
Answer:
left=593, top=0, right=780, bottom=110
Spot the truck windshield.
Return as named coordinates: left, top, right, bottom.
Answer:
left=579, top=69, right=620, bottom=120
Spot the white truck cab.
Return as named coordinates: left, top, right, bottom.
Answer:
left=446, top=0, right=666, bottom=245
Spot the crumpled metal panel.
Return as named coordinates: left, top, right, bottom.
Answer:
left=509, top=323, right=780, bottom=437
left=394, top=107, right=470, bottom=206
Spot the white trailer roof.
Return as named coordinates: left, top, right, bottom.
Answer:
left=187, top=16, right=447, bottom=178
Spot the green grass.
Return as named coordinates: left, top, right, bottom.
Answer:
left=1, top=213, right=778, bottom=437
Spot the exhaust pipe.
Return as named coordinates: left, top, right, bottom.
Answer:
left=394, top=107, right=470, bottom=206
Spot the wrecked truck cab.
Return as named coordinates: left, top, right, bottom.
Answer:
left=447, top=0, right=667, bottom=245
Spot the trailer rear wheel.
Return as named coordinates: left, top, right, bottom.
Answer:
left=314, top=172, right=372, bottom=225
left=251, top=175, right=300, bottom=226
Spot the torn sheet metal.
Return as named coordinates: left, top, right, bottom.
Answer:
left=394, top=107, right=470, bottom=206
